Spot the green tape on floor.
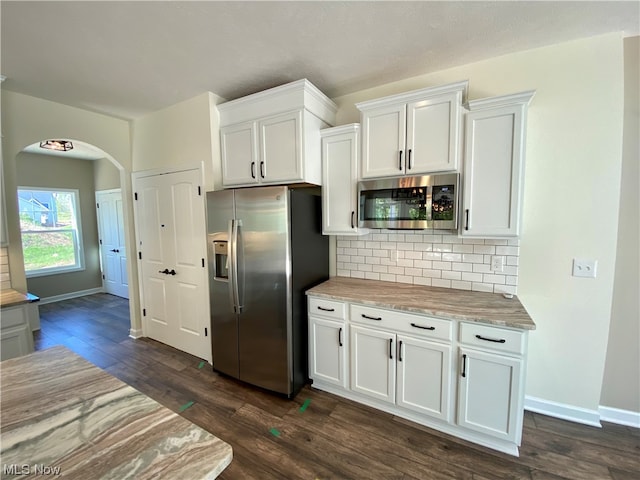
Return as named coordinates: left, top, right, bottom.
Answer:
left=197, top=361, right=205, bottom=369
left=179, top=401, right=195, bottom=412
left=269, top=428, right=281, bottom=437
left=299, top=398, right=311, bottom=412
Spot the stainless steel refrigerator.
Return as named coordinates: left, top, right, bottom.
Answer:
left=206, top=186, right=329, bottom=397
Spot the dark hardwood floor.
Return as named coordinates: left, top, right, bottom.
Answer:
left=34, top=293, right=639, bottom=479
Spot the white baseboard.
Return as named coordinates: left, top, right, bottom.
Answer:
left=599, top=405, right=640, bottom=428
left=524, top=395, right=602, bottom=427
left=129, top=329, right=144, bottom=339
left=39, top=287, right=105, bottom=305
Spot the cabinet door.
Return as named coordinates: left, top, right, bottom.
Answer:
left=221, top=121, right=259, bottom=187
left=361, top=104, right=406, bottom=179
left=457, top=347, right=523, bottom=443
left=406, top=94, right=461, bottom=174
left=350, top=325, right=395, bottom=404
left=259, top=110, right=303, bottom=183
left=397, top=335, right=452, bottom=422
left=461, top=94, right=532, bottom=237
left=309, top=316, right=347, bottom=388
left=321, top=126, right=367, bottom=235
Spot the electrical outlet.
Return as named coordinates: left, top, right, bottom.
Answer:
left=490, top=256, right=505, bottom=272
left=572, top=258, right=598, bottom=278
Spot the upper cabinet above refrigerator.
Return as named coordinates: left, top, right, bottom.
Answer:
left=218, top=79, right=337, bottom=188
left=356, top=81, right=467, bottom=179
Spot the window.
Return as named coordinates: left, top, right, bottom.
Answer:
left=17, top=188, right=84, bottom=277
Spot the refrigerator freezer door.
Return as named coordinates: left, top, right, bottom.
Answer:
left=235, top=186, right=292, bottom=394
left=207, top=190, right=240, bottom=378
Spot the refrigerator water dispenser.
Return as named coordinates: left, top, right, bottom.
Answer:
left=213, top=241, right=229, bottom=280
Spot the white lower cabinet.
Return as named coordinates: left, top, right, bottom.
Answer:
left=309, top=316, right=347, bottom=388
left=1, top=305, right=35, bottom=361
left=457, top=347, right=522, bottom=443
left=397, top=335, right=451, bottom=421
left=307, top=295, right=529, bottom=456
left=350, top=325, right=395, bottom=404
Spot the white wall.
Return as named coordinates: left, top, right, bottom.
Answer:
left=332, top=33, right=626, bottom=416
left=0, top=90, right=141, bottom=331
left=600, top=36, right=640, bottom=415
left=132, top=91, right=224, bottom=190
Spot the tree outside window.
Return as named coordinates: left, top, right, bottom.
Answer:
left=17, top=188, right=84, bottom=276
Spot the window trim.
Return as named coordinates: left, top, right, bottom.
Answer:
left=17, top=186, right=86, bottom=278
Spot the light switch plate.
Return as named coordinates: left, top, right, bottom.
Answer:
left=572, top=258, right=598, bottom=278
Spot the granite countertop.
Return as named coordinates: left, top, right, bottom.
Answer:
left=0, top=346, right=233, bottom=479
left=307, top=277, right=535, bottom=330
left=0, top=288, right=31, bottom=308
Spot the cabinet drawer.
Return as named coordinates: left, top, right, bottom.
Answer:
left=350, top=304, right=452, bottom=342
left=0, top=306, right=28, bottom=329
left=459, top=322, right=525, bottom=355
left=308, top=297, right=346, bottom=320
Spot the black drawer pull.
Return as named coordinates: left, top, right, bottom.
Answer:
left=338, top=327, right=343, bottom=347
left=351, top=211, right=355, bottom=229
left=389, top=338, right=393, bottom=359
left=361, top=314, right=382, bottom=321
left=461, top=354, right=467, bottom=377
left=398, top=340, right=403, bottom=362
left=410, top=322, right=435, bottom=331
left=476, top=334, right=506, bottom=343
left=317, top=306, right=335, bottom=312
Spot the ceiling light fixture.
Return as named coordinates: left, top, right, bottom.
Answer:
left=40, top=140, right=74, bottom=152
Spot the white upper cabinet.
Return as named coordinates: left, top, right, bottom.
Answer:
left=320, top=124, right=369, bottom=236
left=218, top=79, right=337, bottom=188
left=357, top=81, right=467, bottom=179
left=461, top=91, right=535, bottom=238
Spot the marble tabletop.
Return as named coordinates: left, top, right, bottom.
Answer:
left=0, top=346, right=233, bottom=479
left=307, top=277, right=535, bottom=330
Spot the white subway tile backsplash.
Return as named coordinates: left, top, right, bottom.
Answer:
left=335, top=229, right=521, bottom=294
left=474, top=245, right=496, bottom=255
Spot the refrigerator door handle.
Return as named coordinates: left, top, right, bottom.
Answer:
left=231, top=218, right=243, bottom=313
left=227, top=219, right=238, bottom=313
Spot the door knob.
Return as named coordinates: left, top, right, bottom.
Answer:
left=169, top=269, right=177, bottom=276
left=159, top=268, right=169, bottom=274
left=110, top=249, right=120, bottom=253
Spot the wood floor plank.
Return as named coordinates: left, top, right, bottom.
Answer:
left=30, top=294, right=640, bottom=480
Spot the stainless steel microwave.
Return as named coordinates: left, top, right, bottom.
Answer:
left=358, top=174, right=460, bottom=230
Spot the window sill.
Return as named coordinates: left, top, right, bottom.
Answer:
left=25, top=266, right=85, bottom=279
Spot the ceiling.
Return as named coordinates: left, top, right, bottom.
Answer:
left=1, top=1, right=639, bottom=122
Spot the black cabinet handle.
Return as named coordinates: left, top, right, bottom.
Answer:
left=159, top=269, right=169, bottom=274
left=475, top=334, right=506, bottom=344
left=407, top=149, right=412, bottom=170
left=169, top=269, right=177, bottom=276
left=251, top=162, right=256, bottom=179
left=317, top=306, right=335, bottom=312
left=398, top=150, right=403, bottom=171
left=351, top=211, right=355, bottom=229
left=389, top=338, right=393, bottom=359
left=465, top=209, right=470, bottom=231
left=338, top=327, right=343, bottom=347
left=260, top=161, right=265, bottom=178
left=361, top=314, right=382, bottom=321
left=410, top=322, right=435, bottom=331
left=461, top=354, right=467, bottom=378
left=398, top=340, right=403, bottom=362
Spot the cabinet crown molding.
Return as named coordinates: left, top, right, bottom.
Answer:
left=355, top=80, right=469, bottom=112
left=466, top=91, right=536, bottom=111
left=218, top=78, right=337, bottom=127
left=320, top=123, right=360, bottom=137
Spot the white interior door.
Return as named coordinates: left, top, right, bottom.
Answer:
left=96, top=190, right=128, bottom=299
left=134, top=169, right=210, bottom=362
